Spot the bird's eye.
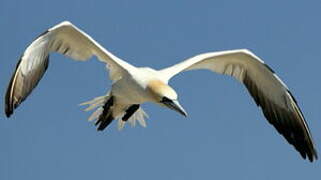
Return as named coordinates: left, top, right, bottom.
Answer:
left=160, top=97, right=172, bottom=103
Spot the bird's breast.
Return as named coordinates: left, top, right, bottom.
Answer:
left=111, top=75, right=153, bottom=104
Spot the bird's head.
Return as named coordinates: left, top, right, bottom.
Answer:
left=147, top=80, right=187, bottom=117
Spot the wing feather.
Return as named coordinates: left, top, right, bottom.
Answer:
left=5, top=21, right=134, bottom=117
left=160, top=49, right=317, bottom=161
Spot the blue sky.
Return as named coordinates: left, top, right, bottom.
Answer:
left=1, top=0, right=321, bottom=179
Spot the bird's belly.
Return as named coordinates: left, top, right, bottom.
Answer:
left=111, top=77, right=151, bottom=104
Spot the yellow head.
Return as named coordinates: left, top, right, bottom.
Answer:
left=147, top=80, right=177, bottom=101
left=147, top=80, right=187, bottom=117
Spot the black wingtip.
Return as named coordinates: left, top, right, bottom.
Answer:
left=4, top=56, right=24, bottom=119
left=5, top=80, right=14, bottom=118
left=307, top=148, right=318, bottom=162
left=5, top=109, right=12, bottom=118
left=5, top=90, right=13, bottom=118
left=243, top=71, right=318, bottom=162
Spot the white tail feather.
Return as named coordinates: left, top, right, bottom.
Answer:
left=79, top=95, right=106, bottom=106
left=128, top=108, right=148, bottom=127
left=88, top=107, right=103, bottom=121
left=80, top=94, right=148, bottom=130
left=118, top=107, right=148, bottom=130
left=118, top=119, right=126, bottom=130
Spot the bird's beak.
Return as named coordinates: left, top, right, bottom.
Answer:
left=163, top=99, right=187, bottom=117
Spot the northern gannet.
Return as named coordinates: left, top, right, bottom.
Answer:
left=4, top=21, right=317, bottom=161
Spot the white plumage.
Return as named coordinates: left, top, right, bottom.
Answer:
left=5, top=21, right=317, bottom=162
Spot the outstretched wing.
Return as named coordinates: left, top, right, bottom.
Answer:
left=160, top=49, right=317, bottom=162
left=5, top=21, right=135, bottom=117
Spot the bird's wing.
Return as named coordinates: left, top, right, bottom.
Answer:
left=160, top=49, right=317, bottom=162
left=5, top=21, right=135, bottom=117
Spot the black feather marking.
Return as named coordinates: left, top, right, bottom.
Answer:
left=4, top=54, right=50, bottom=118
left=263, top=63, right=275, bottom=73
left=287, top=90, right=297, bottom=103
left=122, top=104, right=140, bottom=121
left=97, top=114, right=114, bottom=131
left=4, top=27, right=52, bottom=118
left=242, top=72, right=317, bottom=162
left=5, top=57, right=23, bottom=117
left=95, top=96, right=114, bottom=131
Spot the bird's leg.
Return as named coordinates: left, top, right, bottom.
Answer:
left=95, top=96, right=114, bottom=131
left=122, top=104, right=140, bottom=121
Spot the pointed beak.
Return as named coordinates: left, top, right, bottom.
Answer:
left=163, top=99, right=187, bottom=117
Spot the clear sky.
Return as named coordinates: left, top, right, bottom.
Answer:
left=1, top=0, right=321, bottom=179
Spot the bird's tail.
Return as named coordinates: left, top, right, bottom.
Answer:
left=79, top=93, right=148, bottom=130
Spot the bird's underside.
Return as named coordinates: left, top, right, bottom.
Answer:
left=94, top=96, right=143, bottom=131
left=80, top=93, right=148, bottom=131
left=4, top=21, right=318, bottom=162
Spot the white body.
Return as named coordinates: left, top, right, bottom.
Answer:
left=112, top=68, right=166, bottom=104
left=5, top=21, right=317, bottom=162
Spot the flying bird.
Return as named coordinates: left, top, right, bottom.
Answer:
left=5, top=21, right=317, bottom=162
